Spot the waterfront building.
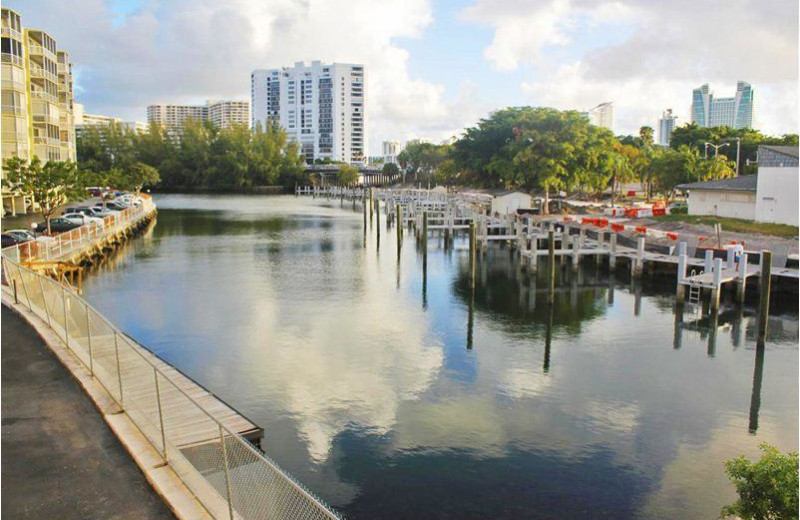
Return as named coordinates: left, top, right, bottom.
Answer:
left=678, top=145, right=798, bottom=225
left=657, top=109, right=678, bottom=146
left=2, top=7, right=76, bottom=215
left=691, top=81, right=755, bottom=129
left=580, top=102, right=614, bottom=132
left=382, top=140, right=401, bottom=164
left=147, top=100, right=249, bottom=132
left=251, top=61, right=367, bottom=164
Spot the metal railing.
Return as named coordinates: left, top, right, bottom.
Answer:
left=0, top=202, right=342, bottom=520
left=2, top=198, right=157, bottom=265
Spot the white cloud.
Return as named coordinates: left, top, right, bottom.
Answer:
left=464, top=0, right=798, bottom=135
left=9, top=0, right=486, bottom=153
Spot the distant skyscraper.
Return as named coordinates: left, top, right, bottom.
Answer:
left=251, top=61, right=366, bottom=164
left=581, top=102, right=614, bottom=132
left=658, top=109, right=678, bottom=146
left=691, top=81, right=755, bottom=129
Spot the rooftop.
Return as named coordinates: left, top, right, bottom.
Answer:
left=759, top=145, right=799, bottom=159
left=677, top=175, right=757, bottom=192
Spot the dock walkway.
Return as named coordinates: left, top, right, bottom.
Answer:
left=1, top=306, right=173, bottom=520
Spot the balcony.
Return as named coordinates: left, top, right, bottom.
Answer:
left=1, top=53, right=24, bottom=67
left=3, top=79, right=26, bottom=92
left=1, top=105, right=26, bottom=116
left=30, top=66, right=58, bottom=83
left=30, top=90, right=58, bottom=104
left=33, top=113, right=60, bottom=125
left=28, top=44, right=56, bottom=59
left=1, top=26, right=22, bottom=40
left=34, top=136, right=60, bottom=147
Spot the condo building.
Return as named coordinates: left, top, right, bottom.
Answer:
left=658, top=109, right=678, bottom=146
left=383, top=140, right=401, bottom=164
left=691, top=81, right=755, bottom=129
left=581, top=102, right=614, bottom=132
left=2, top=7, right=76, bottom=214
left=73, top=103, right=147, bottom=140
left=251, top=61, right=366, bottom=164
left=147, top=100, right=249, bottom=131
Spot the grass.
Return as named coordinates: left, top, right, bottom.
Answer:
left=652, top=214, right=799, bottom=238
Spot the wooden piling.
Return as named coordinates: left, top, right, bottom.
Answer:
left=736, top=253, right=748, bottom=302
left=609, top=233, right=617, bottom=269
left=757, top=251, right=772, bottom=344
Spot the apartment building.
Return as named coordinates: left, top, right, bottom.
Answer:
left=147, top=100, right=249, bottom=132
left=657, top=109, right=678, bottom=146
left=251, top=61, right=367, bottom=164
left=581, top=102, right=614, bottom=132
left=2, top=7, right=76, bottom=214
left=383, top=140, right=401, bottom=164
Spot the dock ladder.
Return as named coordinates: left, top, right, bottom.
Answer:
left=687, top=269, right=701, bottom=305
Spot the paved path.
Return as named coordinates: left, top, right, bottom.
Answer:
left=1, top=305, right=174, bottom=519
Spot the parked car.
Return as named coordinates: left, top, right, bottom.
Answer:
left=33, top=217, right=82, bottom=234
left=94, top=201, right=128, bottom=211
left=1, top=234, right=17, bottom=248
left=1, top=230, right=36, bottom=247
left=61, top=212, right=105, bottom=228
left=5, top=229, right=54, bottom=244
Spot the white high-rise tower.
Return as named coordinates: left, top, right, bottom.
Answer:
left=251, top=61, right=366, bottom=164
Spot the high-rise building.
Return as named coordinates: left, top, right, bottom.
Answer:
left=146, top=100, right=249, bottom=131
left=580, top=102, right=614, bottom=132
left=2, top=7, right=76, bottom=214
left=251, top=61, right=367, bottom=164
left=657, top=109, right=678, bottom=146
left=382, top=140, right=401, bottom=164
left=207, top=100, right=249, bottom=129
left=691, top=81, right=755, bottom=129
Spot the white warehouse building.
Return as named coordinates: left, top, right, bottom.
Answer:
left=678, top=145, right=799, bottom=226
left=251, top=61, right=366, bottom=164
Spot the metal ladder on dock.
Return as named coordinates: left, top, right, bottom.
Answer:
left=687, top=269, right=701, bottom=305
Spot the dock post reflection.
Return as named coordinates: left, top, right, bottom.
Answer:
left=547, top=230, right=555, bottom=305
left=707, top=308, right=718, bottom=358
left=544, top=300, right=554, bottom=373
left=673, top=302, right=683, bottom=349
left=748, top=341, right=765, bottom=434
left=467, top=283, right=475, bottom=350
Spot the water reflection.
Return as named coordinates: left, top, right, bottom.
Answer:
left=80, top=194, right=798, bottom=520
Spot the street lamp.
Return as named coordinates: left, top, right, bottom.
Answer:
left=704, top=142, right=729, bottom=158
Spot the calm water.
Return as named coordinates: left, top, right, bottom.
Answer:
left=82, top=194, right=798, bottom=520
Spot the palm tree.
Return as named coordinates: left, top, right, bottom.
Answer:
left=608, top=152, right=632, bottom=207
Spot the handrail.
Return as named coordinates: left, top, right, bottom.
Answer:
left=0, top=198, right=342, bottom=520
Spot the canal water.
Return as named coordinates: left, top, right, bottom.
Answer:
left=82, top=194, right=798, bottom=520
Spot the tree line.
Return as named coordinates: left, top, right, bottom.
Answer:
left=397, top=107, right=797, bottom=212
left=77, top=119, right=308, bottom=190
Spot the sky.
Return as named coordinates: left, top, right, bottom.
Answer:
left=8, top=0, right=798, bottom=155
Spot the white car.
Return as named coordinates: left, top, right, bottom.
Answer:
left=61, top=212, right=105, bottom=229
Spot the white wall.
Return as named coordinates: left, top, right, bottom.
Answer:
left=492, top=193, right=532, bottom=215
left=755, top=167, right=799, bottom=226
left=687, top=190, right=756, bottom=220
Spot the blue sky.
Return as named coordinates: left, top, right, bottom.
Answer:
left=8, top=0, right=798, bottom=152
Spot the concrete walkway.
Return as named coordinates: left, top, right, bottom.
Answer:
left=1, top=305, right=174, bottom=519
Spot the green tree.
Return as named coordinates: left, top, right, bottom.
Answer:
left=650, top=146, right=699, bottom=201
left=336, top=164, right=359, bottom=186
left=4, top=157, right=88, bottom=234
left=722, top=443, right=798, bottom=520
left=639, top=126, right=654, bottom=148
left=382, top=162, right=400, bottom=179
